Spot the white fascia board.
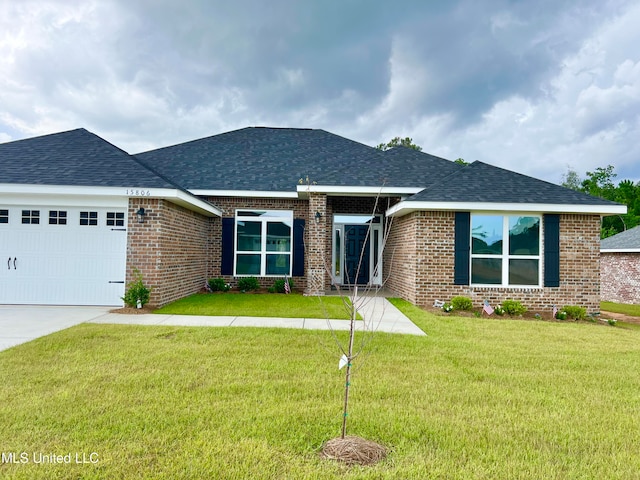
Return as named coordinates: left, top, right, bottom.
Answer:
left=0, top=184, right=221, bottom=217
left=601, top=249, right=640, bottom=253
left=189, top=189, right=299, bottom=198
left=162, top=190, right=222, bottom=217
left=386, top=200, right=628, bottom=217
left=296, top=185, right=422, bottom=196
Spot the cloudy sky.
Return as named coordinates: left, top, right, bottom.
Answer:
left=1, top=0, right=639, bottom=184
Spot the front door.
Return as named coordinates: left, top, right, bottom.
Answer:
left=344, top=225, right=370, bottom=285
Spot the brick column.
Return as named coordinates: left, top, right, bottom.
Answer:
left=305, top=193, right=328, bottom=296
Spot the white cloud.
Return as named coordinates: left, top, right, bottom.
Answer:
left=0, top=0, right=639, bottom=184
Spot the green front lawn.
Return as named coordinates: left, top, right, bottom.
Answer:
left=1, top=300, right=640, bottom=478
left=154, top=292, right=358, bottom=319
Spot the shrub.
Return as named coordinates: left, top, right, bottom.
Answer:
left=237, top=276, right=260, bottom=292
left=562, top=305, right=587, bottom=320
left=502, top=299, right=527, bottom=316
left=268, top=278, right=295, bottom=293
left=555, top=310, right=568, bottom=320
left=442, top=302, right=453, bottom=313
left=208, top=278, right=231, bottom=292
left=608, top=318, right=617, bottom=326
left=122, top=269, right=152, bottom=308
left=451, top=296, right=473, bottom=311
left=494, top=304, right=505, bottom=316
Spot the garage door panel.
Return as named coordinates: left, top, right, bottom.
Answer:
left=0, top=206, right=127, bottom=305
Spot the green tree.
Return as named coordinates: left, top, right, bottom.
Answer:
left=581, top=165, right=617, bottom=199
left=561, top=168, right=582, bottom=191
left=454, top=158, right=469, bottom=165
left=564, top=164, right=640, bottom=238
left=375, top=137, right=422, bottom=152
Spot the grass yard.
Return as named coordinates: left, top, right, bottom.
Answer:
left=1, top=300, right=640, bottom=478
left=154, top=292, right=359, bottom=319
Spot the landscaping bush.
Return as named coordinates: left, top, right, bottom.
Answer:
left=268, top=278, right=295, bottom=293
left=555, top=310, right=568, bottom=320
left=562, top=305, right=587, bottom=320
left=502, top=299, right=527, bottom=316
left=122, top=269, right=152, bottom=308
left=451, top=296, right=473, bottom=311
left=494, top=304, right=505, bottom=316
left=237, top=276, right=260, bottom=292
left=208, top=278, right=231, bottom=292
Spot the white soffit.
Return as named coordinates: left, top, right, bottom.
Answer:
left=190, top=189, right=299, bottom=198
left=601, top=249, right=640, bottom=253
left=386, top=200, right=628, bottom=217
left=0, top=184, right=221, bottom=217
left=296, top=185, right=422, bottom=196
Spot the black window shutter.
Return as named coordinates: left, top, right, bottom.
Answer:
left=543, top=214, right=560, bottom=287
left=454, top=212, right=470, bottom=285
left=221, top=217, right=234, bottom=276
left=292, top=219, right=305, bottom=276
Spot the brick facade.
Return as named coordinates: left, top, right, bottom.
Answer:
left=205, top=196, right=310, bottom=292
left=601, top=252, right=640, bottom=304
left=385, top=211, right=602, bottom=314
left=126, top=198, right=212, bottom=307
left=125, top=193, right=604, bottom=313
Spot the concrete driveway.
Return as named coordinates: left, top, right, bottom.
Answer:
left=0, top=305, right=112, bottom=352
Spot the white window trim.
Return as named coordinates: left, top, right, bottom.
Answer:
left=234, top=209, right=293, bottom=277
left=470, top=213, right=542, bottom=288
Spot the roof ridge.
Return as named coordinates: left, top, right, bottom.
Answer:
left=0, top=127, right=87, bottom=146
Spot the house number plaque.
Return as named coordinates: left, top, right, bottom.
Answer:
left=126, top=189, right=152, bottom=196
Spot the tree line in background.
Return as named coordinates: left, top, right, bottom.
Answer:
left=561, top=165, right=639, bottom=238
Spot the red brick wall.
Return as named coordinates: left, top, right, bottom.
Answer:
left=205, top=196, right=310, bottom=291
left=601, top=252, right=640, bottom=304
left=204, top=195, right=390, bottom=294
left=125, top=193, right=603, bottom=313
left=385, top=212, right=603, bottom=314
left=126, top=198, right=212, bottom=307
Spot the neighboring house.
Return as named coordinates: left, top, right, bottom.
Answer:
left=601, top=226, right=640, bottom=304
left=0, top=127, right=626, bottom=313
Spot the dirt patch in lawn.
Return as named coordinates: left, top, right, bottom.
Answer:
left=109, top=306, right=156, bottom=314
left=600, top=310, right=640, bottom=325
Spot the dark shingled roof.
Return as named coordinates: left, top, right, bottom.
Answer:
left=135, top=127, right=468, bottom=191
left=601, top=225, right=640, bottom=250
left=0, top=128, right=178, bottom=189
left=375, top=146, right=464, bottom=187
left=406, top=160, right=621, bottom=206
left=136, top=127, right=398, bottom=191
left=2, top=126, right=624, bottom=210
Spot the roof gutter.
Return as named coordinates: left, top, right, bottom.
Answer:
left=601, top=248, right=640, bottom=253
left=0, top=183, right=221, bottom=217
left=386, top=200, right=628, bottom=217
left=296, top=185, right=422, bottom=197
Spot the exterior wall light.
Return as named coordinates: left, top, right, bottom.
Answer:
left=136, top=207, right=146, bottom=224
left=315, top=210, right=322, bottom=224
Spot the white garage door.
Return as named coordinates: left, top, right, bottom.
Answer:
left=0, top=206, right=127, bottom=305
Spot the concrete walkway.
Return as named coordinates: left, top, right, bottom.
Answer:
left=0, top=298, right=425, bottom=352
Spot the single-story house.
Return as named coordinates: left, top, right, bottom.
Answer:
left=601, top=225, right=640, bottom=304
left=0, top=127, right=626, bottom=313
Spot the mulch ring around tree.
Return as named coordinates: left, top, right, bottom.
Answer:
left=320, top=436, right=388, bottom=466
